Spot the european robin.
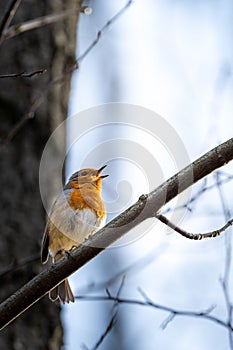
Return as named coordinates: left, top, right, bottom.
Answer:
left=41, top=165, right=108, bottom=303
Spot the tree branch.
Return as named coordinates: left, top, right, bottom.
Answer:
left=0, top=6, right=90, bottom=42
left=0, top=0, right=21, bottom=43
left=77, top=0, right=133, bottom=63
left=92, top=311, right=117, bottom=350
left=164, top=171, right=233, bottom=214
left=75, top=289, right=230, bottom=332
left=0, top=0, right=133, bottom=150
left=216, top=172, right=233, bottom=349
left=156, top=214, right=233, bottom=240
left=0, top=138, right=233, bottom=330
left=0, top=69, right=47, bottom=78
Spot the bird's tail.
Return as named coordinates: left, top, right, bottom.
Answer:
left=49, top=278, right=74, bottom=304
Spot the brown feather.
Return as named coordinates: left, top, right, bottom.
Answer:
left=41, top=221, right=49, bottom=263
left=49, top=279, right=74, bottom=304
left=41, top=167, right=108, bottom=304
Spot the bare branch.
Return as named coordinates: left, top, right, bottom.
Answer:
left=92, top=311, right=117, bottom=350
left=0, top=69, right=47, bottom=79
left=75, top=292, right=230, bottom=332
left=137, top=287, right=153, bottom=304
left=0, top=138, right=232, bottom=330
left=160, top=304, right=216, bottom=330
left=1, top=6, right=90, bottom=41
left=216, top=172, right=233, bottom=350
left=83, top=281, right=119, bottom=350
left=77, top=0, right=133, bottom=63
left=160, top=313, right=176, bottom=330
left=0, top=0, right=133, bottom=150
left=156, top=213, right=233, bottom=240
left=164, top=171, right=233, bottom=214
left=49, top=0, right=134, bottom=85
left=116, top=275, right=126, bottom=298
left=0, top=0, right=21, bottom=43
left=81, top=344, right=89, bottom=350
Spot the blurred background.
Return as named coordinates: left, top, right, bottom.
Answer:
left=63, top=1, right=233, bottom=349
left=0, top=0, right=233, bottom=349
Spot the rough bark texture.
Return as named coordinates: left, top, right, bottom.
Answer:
left=0, top=0, right=81, bottom=348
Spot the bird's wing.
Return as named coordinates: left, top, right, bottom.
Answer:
left=41, top=190, right=71, bottom=263
left=41, top=219, right=50, bottom=263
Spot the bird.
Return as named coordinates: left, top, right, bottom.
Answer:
left=41, top=165, right=108, bottom=304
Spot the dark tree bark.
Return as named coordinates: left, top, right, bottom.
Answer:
left=0, top=0, right=81, bottom=348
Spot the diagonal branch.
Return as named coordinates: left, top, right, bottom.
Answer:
left=75, top=290, right=230, bottom=332
left=77, top=0, right=133, bottom=63
left=0, top=69, right=47, bottom=79
left=156, top=214, right=233, bottom=240
left=92, top=311, right=117, bottom=350
left=0, top=0, right=21, bottom=43
left=48, top=0, right=134, bottom=84
left=216, top=172, right=233, bottom=349
left=1, top=6, right=90, bottom=42
left=0, top=0, right=133, bottom=150
left=0, top=138, right=232, bottom=330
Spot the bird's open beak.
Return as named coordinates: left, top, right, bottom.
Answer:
left=97, top=165, right=109, bottom=179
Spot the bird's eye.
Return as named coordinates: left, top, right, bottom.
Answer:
left=81, top=171, right=87, bottom=176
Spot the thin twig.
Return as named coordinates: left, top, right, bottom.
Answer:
left=92, top=311, right=117, bottom=350
left=164, top=172, right=233, bottom=214
left=77, top=0, right=133, bottom=62
left=81, top=345, right=89, bottom=350
left=0, top=0, right=21, bottom=43
left=216, top=172, right=233, bottom=350
left=74, top=292, right=230, bottom=331
left=84, top=278, right=122, bottom=349
left=0, top=0, right=134, bottom=151
left=91, top=276, right=124, bottom=350
left=1, top=7, right=89, bottom=41
left=160, top=304, right=216, bottom=330
left=160, top=313, right=176, bottom=329
left=0, top=69, right=47, bottom=78
left=48, top=0, right=134, bottom=85
left=156, top=213, right=233, bottom=240
left=116, top=275, right=126, bottom=298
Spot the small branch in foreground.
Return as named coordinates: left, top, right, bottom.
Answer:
left=0, top=138, right=232, bottom=330
left=156, top=214, right=233, bottom=240
left=0, top=69, right=47, bottom=78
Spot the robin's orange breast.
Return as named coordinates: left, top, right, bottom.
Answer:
left=68, top=186, right=106, bottom=220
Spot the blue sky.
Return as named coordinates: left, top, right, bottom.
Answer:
left=63, top=1, right=233, bottom=349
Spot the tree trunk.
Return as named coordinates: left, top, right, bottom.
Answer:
left=0, top=1, right=81, bottom=348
